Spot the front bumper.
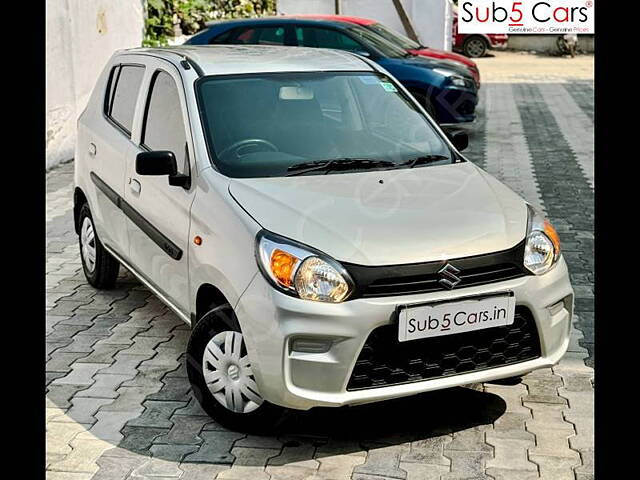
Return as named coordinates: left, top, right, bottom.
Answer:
left=235, top=257, right=573, bottom=410
left=435, top=87, right=478, bottom=124
left=489, top=36, right=509, bottom=49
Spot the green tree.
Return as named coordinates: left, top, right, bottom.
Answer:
left=144, top=0, right=277, bottom=47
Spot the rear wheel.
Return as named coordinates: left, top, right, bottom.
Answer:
left=78, top=203, right=119, bottom=289
left=186, top=304, right=285, bottom=433
left=463, top=36, right=488, bottom=58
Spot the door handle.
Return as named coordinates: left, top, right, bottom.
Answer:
left=130, top=178, right=141, bottom=194
left=88, top=143, right=97, bottom=157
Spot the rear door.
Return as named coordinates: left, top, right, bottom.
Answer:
left=89, top=61, right=145, bottom=259
left=123, top=59, right=196, bottom=315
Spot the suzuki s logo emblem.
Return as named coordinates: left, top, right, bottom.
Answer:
left=438, top=263, right=461, bottom=289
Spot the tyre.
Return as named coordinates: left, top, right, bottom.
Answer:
left=186, top=304, right=285, bottom=433
left=463, top=36, right=488, bottom=58
left=78, top=203, right=119, bottom=289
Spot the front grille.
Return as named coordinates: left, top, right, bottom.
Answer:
left=458, top=98, right=476, bottom=115
left=347, top=307, right=541, bottom=391
left=343, top=241, right=529, bottom=299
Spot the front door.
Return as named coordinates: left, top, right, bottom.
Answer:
left=124, top=63, right=195, bottom=315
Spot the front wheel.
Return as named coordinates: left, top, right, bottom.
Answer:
left=463, top=36, right=488, bottom=58
left=186, top=304, right=285, bottom=433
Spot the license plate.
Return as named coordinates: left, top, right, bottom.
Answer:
left=398, top=293, right=516, bottom=342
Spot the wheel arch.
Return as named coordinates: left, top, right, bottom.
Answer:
left=73, top=187, right=88, bottom=234
left=194, top=283, right=240, bottom=331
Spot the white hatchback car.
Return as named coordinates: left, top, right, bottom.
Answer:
left=74, top=45, right=573, bottom=431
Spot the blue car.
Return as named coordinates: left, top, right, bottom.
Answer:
left=185, top=17, right=478, bottom=124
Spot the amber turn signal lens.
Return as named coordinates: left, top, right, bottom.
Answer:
left=543, top=220, right=560, bottom=256
left=194, top=236, right=202, bottom=246
left=270, top=249, right=299, bottom=288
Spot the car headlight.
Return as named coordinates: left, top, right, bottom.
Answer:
left=433, top=68, right=468, bottom=87
left=524, top=205, right=561, bottom=275
left=256, top=231, right=353, bottom=303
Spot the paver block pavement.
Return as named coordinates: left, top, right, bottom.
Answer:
left=217, top=447, right=280, bottom=480
left=127, top=400, right=188, bottom=429
left=352, top=444, right=409, bottom=480
left=75, top=373, right=135, bottom=399
left=182, top=431, right=245, bottom=464
left=153, top=415, right=210, bottom=445
left=52, top=363, right=110, bottom=386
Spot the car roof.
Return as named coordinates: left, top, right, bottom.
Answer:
left=203, top=16, right=357, bottom=29
left=121, top=45, right=376, bottom=76
left=282, top=14, right=376, bottom=25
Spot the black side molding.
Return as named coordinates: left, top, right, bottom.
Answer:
left=90, top=172, right=183, bottom=261
left=91, top=172, right=121, bottom=207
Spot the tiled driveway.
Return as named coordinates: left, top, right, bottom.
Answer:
left=46, top=52, right=594, bottom=480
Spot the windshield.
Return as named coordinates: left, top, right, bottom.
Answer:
left=196, top=72, right=453, bottom=178
left=345, top=25, right=410, bottom=59
left=366, top=23, right=421, bottom=50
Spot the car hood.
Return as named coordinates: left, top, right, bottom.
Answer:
left=408, top=47, right=477, bottom=70
left=228, top=162, right=527, bottom=266
left=398, top=55, right=475, bottom=80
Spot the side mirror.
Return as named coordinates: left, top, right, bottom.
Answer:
left=136, top=150, right=190, bottom=188
left=136, top=151, right=177, bottom=176
left=444, top=129, right=469, bottom=152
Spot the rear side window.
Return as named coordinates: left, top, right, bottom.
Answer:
left=105, top=64, right=145, bottom=136
left=141, top=71, right=189, bottom=175
left=229, top=26, right=288, bottom=45
left=209, top=28, right=235, bottom=44
left=295, top=27, right=362, bottom=51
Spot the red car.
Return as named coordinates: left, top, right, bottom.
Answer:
left=452, top=9, right=508, bottom=58
left=287, top=14, right=481, bottom=88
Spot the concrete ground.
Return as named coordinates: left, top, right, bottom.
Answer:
left=46, top=51, right=594, bottom=480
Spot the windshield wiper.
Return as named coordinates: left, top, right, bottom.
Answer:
left=286, top=158, right=396, bottom=176
left=401, top=155, right=450, bottom=169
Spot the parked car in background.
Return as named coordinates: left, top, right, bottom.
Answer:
left=452, top=8, right=508, bottom=58
left=75, top=45, right=573, bottom=432
left=286, top=14, right=480, bottom=88
left=185, top=17, right=478, bottom=124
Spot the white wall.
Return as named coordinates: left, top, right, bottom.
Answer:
left=46, top=0, right=145, bottom=170
left=276, top=0, right=452, bottom=50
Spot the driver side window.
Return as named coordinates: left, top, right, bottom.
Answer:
left=141, top=70, right=190, bottom=175
left=295, top=27, right=364, bottom=52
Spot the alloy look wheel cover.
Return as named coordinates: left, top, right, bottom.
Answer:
left=202, top=331, right=264, bottom=413
left=80, top=217, right=97, bottom=273
left=467, top=39, right=485, bottom=57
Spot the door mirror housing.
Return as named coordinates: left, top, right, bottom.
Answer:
left=136, top=150, right=177, bottom=176
left=136, top=150, right=190, bottom=188
left=443, top=129, right=469, bottom=152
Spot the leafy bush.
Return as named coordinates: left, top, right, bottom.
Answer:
left=144, top=0, right=277, bottom=47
